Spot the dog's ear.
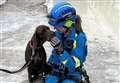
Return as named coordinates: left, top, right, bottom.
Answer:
left=31, top=31, right=38, bottom=49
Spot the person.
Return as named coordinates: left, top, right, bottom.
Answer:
left=46, top=2, right=88, bottom=83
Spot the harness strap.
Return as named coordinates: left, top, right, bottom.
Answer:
left=57, top=75, right=82, bottom=83
left=29, top=41, right=34, bottom=59
left=29, top=41, right=33, bottom=48
left=51, top=71, right=65, bottom=78
left=66, top=75, right=82, bottom=83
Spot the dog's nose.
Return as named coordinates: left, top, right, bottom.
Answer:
left=50, top=31, right=55, bottom=37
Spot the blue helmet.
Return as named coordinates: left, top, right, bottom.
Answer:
left=48, top=2, right=77, bottom=27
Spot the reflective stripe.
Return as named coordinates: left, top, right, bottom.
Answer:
left=72, top=56, right=80, bottom=68
left=73, top=34, right=78, bottom=49
left=75, top=33, right=78, bottom=37
left=73, top=40, right=76, bottom=49
left=62, top=59, right=68, bottom=65
left=55, top=5, right=73, bottom=13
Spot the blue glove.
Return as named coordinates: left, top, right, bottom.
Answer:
left=50, top=37, right=63, bottom=55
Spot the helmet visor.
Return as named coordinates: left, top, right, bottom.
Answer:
left=48, top=17, right=65, bottom=27
left=48, top=18, right=57, bottom=26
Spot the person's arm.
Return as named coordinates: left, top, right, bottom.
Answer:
left=48, top=30, right=62, bottom=64
left=72, top=32, right=87, bottom=64
left=60, top=32, right=87, bottom=72
left=48, top=32, right=88, bottom=72
left=59, top=50, right=76, bottom=72
left=48, top=35, right=77, bottom=72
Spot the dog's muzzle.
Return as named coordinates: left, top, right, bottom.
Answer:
left=47, top=31, right=55, bottom=41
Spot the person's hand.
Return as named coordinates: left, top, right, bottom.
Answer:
left=50, top=37, right=63, bottom=55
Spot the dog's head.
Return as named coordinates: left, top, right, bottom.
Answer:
left=32, top=25, right=55, bottom=47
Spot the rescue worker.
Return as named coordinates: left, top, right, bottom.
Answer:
left=46, top=2, right=88, bottom=83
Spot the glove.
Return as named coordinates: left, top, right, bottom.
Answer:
left=50, top=37, right=63, bottom=55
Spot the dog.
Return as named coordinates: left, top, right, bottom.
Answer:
left=0, top=25, right=55, bottom=83
left=25, top=25, right=54, bottom=83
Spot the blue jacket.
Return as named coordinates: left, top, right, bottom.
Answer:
left=48, top=27, right=87, bottom=78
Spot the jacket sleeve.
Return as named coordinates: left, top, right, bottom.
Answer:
left=48, top=48, right=76, bottom=72
left=59, top=32, right=87, bottom=72
left=72, top=32, right=87, bottom=64
left=59, top=50, right=76, bottom=72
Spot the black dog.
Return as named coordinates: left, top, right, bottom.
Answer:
left=25, top=25, right=54, bottom=83
left=0, top=25, right=54, bottom=83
